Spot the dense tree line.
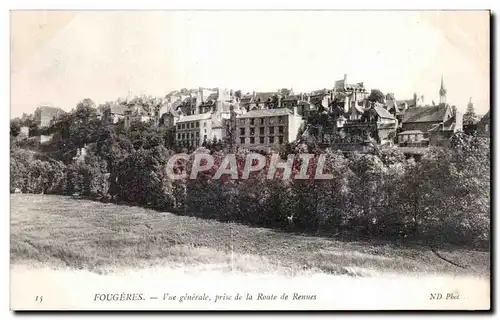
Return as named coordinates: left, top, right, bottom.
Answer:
left=10, top=99, right=491, bottom=249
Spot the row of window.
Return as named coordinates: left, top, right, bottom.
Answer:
left=240, top=136, right=285, bottom=145
left=177, top=122, right=206, bottom=130
left=239, top=126, right=285, bottom=136
left=239, top=116, right=286, bottom=126
left=398, top=134, right=423, bottom=143
left=177, top=132, right=201, bottom=140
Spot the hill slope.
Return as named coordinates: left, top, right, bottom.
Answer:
left=10, top=194, right=490, bottom=277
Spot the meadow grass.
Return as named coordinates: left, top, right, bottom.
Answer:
left=10, top=194, right=490, bottom=277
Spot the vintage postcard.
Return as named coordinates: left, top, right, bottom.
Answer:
left=10, top=10, right=491, bottom=311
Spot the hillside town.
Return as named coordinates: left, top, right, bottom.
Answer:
left=13, top=74, right=491, bottom=159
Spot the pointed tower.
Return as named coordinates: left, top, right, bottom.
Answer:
left=466, top=97, right=475, bottom=116
left=439, top=75, right=447, bottom=104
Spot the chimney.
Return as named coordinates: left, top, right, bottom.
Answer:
left=343, top=74, right=347, bottom=90
left=344, top=96, right=349, bottom=113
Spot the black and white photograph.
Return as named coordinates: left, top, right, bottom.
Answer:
left=9, top=9, right=491, bottom=311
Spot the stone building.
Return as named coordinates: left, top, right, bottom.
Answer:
left=235, top=107, right=304, bottom=148
left=33, top=106, right=66, bottom=128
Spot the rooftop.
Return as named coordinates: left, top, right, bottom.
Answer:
left=237, top=108, right=294, bottom=119
left=177, top=112, right=212, bottom=123
left=372, top=106, right=396, bottom=119
left=398, top=130, right=423, bottom=135
left=402, top=104, right=449, bottom=123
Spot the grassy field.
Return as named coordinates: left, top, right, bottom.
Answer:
left=10, top=194, right=490, bottom=277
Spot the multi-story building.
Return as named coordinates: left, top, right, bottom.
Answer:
left=239, top=92, right=279, bottom=111
left=124, top=104, right=153, bottom=129
left=333, top=74, right=369, bottom=113
left=337, top=103, right=398, bottom=145
left=33, top=106, right=66, bottom=128
left=235, top=107, right=304, bottom=148
left=175, top=113, right=211, bottom=148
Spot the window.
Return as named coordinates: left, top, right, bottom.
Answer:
left=240, top=119, right=245, bottom=125
left=196, top=132, right=200, bottom=138
left=279, top=116, right=285, bottom=123
left=177, top=133, right=180, bottom=139
left=196, top=122, right=200, bottom=128
left=250, top=128, right=255, bottom=136
left=250, top=137, right=255, bottom=144
left=260, top=118, right=264, bottom=125
left=177, top=124, right=181, bottom=130
left=204, top=129, right=207, bottom=133
left=240, top=128, right=245, bottom=136
left=191, top=123, right=195, bottom=129
left=260, top=137, right=265, bottom=144
left=259, top=127, right=264, bottom=135
left=269, top=136, right=275, bottom=143
left=279, top=136, right=284, bottom=144
left=204, top=122, right=207, bottom=127
left=270, top=127, right=275, bottom=134
left=182, top=133, right=185, bottom=139
left=250, top=119, right=255, bottom=125
left=278, top=126, right=284, bottom=134
left=240, top=137, right=245, bottom=144
left=181, top=124, right=185, bottom=130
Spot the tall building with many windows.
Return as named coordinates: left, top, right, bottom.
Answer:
left=235, top=107, right=304, bottom=148
left=175, top=113, right=211, bottom=148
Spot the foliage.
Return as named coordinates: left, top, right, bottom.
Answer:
left=10, top=120, right=21, bottom=137
left=67, top=153, right=109, bottom=199
left=367, top=89, right=385, bottom=104
left=9, top=105, right=490, bottom=249
left=10, top=147, right=66, bottom=194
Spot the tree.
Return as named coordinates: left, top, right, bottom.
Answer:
left=10, top=120, right=21, bottom=137
left=368, top=89, right=385, bottom=104
left=278, top=88, right=292, bottom=97
left=234, top=90, right=242, bottom=100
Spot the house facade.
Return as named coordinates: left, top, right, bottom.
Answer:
left=477, top=111, right=491, bottom=137
left=34, top=106, right=66, bottom=128
left=175, top=113, right=212, bottom=148
left=235, top=107, right=304, bottom=148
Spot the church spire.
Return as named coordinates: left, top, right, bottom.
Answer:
left=439, top=75, right=447, bottom=104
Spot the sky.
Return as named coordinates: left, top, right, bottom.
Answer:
left=10, top=10, right=490, bottom=118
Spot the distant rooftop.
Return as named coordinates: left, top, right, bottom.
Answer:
left=237, top=108, right=293, bottom=119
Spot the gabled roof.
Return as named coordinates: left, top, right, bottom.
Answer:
left=478, top=110, right=490, bottom=125
left=373, top=106, right=396, bottom=119
left=402, top=104, right=449, bottom=123
left=463, top=113, right=480, bottom=125
left=428, top=115, right=457, bottom=132
left=205, top=93, right=218, bottom=102
left=237, top=108, right=293, bottom=119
